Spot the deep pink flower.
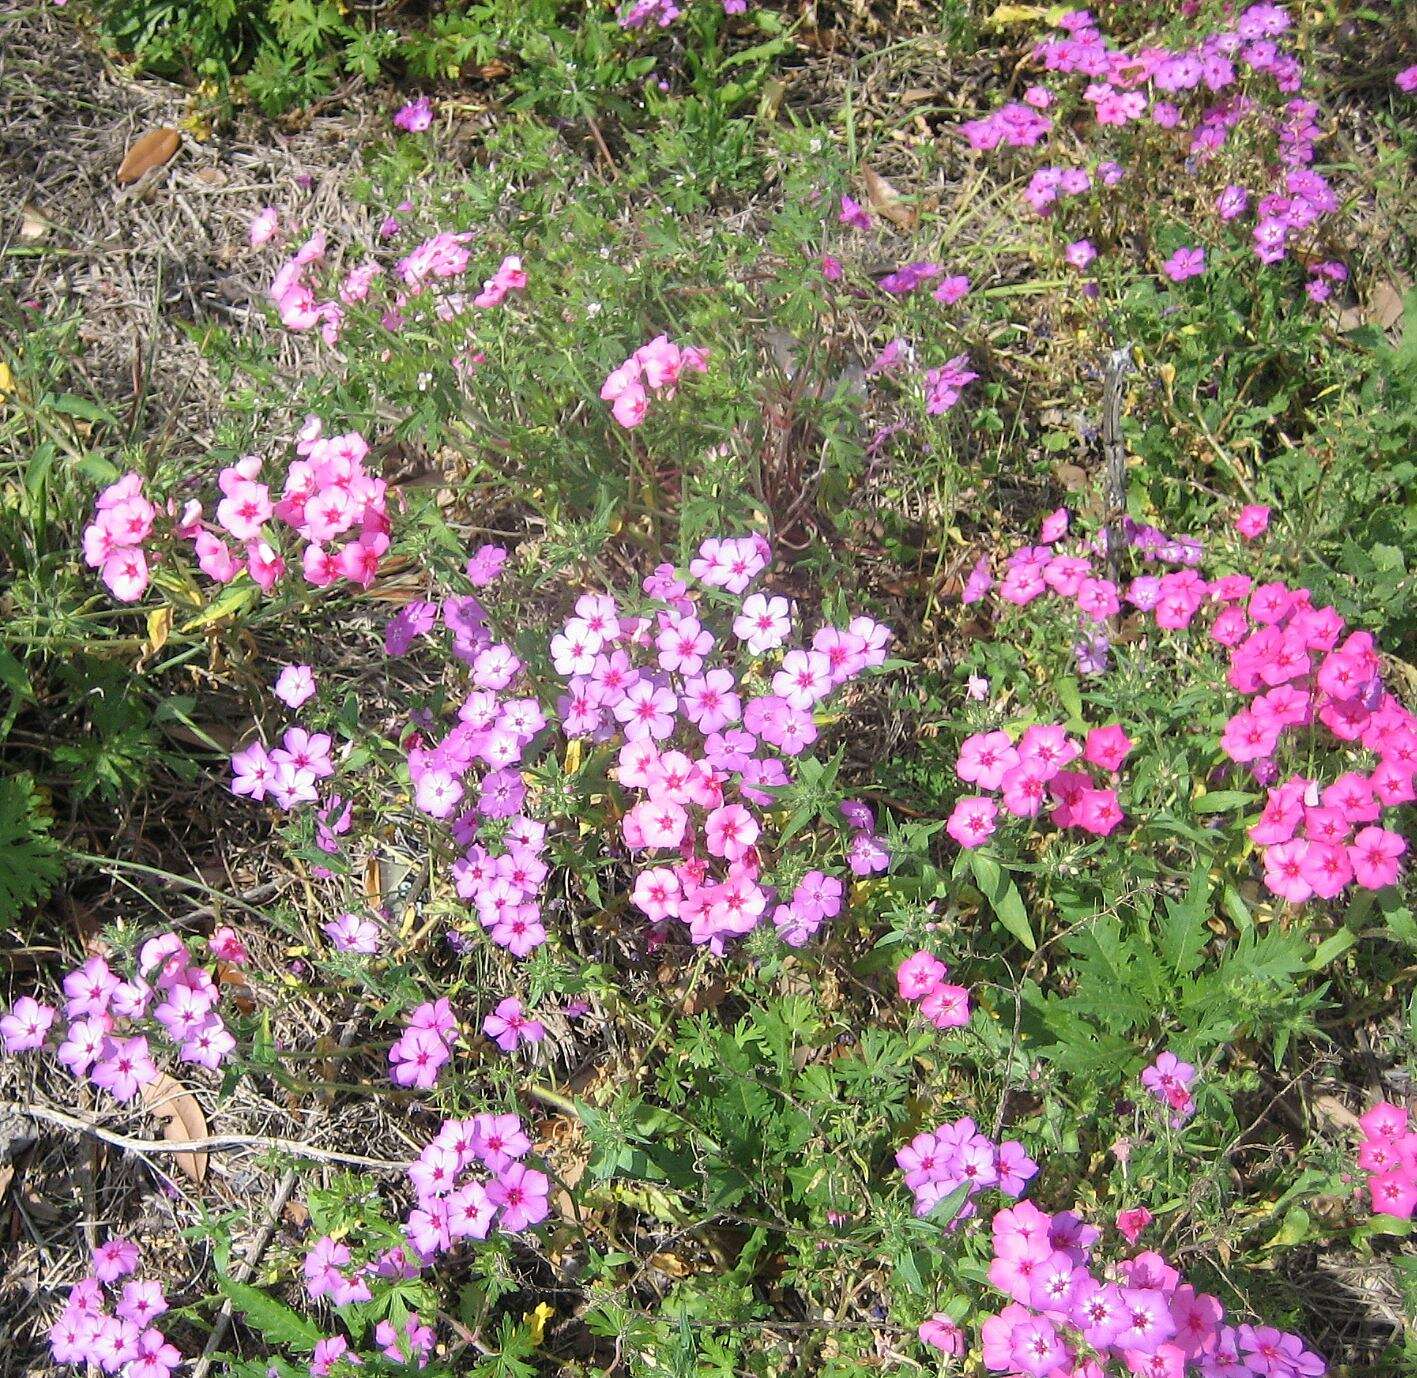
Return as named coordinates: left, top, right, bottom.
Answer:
left=1236, top=504, right=1271, bottom=538
left=488, top=1162, right=550, bottom=1232
left=1116, top=1205, right=1152, bottom=1244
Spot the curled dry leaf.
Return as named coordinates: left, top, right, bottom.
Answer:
left=1311, top=1094, right=1362, bottom=1135
left=863, top=165, right=917, bottom=232
left=216, top=960, right=256, bottom=1015
left=141, top=1073, right=208, bottom=1185
left=116, top=128, right=181, bottom=186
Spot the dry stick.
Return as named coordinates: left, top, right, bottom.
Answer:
left=2, top=1103, right=410, bottom=1170
left=1102, top=344, right=1133, bottom=587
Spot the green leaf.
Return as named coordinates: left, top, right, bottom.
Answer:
left=1308, top=928, right=1356, bottom=970
left=1383, top=905, right=1417, bottom=948
left=924, top=1180, right=971, bottom=1227
left=1055, top=676, right=1085, bottom=727
left=218, top=1279, right=323, bottom=1351
left=51, top=392, right=119, bottom=424
left=0, top=774, right=64, bottom=922
left=1190, top=790, right=1255, bottom=814
left=969, top=852, right=1036, bottom=949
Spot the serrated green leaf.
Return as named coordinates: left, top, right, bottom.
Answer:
left=217, top=1279, right=323, bottom=1352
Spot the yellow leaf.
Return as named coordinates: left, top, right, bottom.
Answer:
left=988, top=4, right=1048, bottom=25
left=146, top=605, right=172, bottom=656
left=0, top=362, right=12, bottom=402
left=563, top=738, right=583, bottom=776
left=525, top=1302, right=554, bottom=1346
left=989, top=2, right=1070, bottom=24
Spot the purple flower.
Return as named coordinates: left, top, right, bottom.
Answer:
left=1074, top=633, right=1110, bottom=676
left=393, top=96, right=433, bottom=132
left=466, top=544, right=508, bottom=587
left=1163, top=246, right=1206, bottom=282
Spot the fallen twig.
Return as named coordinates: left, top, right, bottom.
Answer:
left=4, top=1102, right=410, bottom=1171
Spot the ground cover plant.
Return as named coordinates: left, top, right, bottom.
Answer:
left=2, top=1, right=1416, bottom=1375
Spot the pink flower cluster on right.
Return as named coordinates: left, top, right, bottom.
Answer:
left=1214, top=582, right=1412, bottom=903
left=977, top=1200, right=1324, bottom=1377
left=948, top=723, right=1132, bottom=850
left=1356, top=1101, right=1417, bottom=1220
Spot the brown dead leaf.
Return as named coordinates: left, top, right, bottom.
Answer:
left=192, top=166, right=227, bottom=187
left=1312, top=1094, right=1362, bottom=1135
left=649, top=1251, right=693, bottom=1278
left=863, top=166, right=917, bottom=232
left=141, top=1074, right=208, bottom=1185
left=19, top=205, right=52, bottom=242
left=117, top=128, right=180, bottom=186
left=683, top=979, right=727, bottom=1016
left=1367, top=278, right=1408, bottom=332
left=478, top=59, right=512, bottom=79
left=1337, top=273, right=1412, bottom=335
left=364, top=853, right=386, bottom=908
left=216, top=961, right=255, bottom=1015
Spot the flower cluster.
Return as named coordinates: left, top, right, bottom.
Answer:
left=964, top=506, right=1413, bottom=902
left=1215, top=583, right=1412, bottom=903
left=1356, top=1101, right=1417, bottom=1220
left=978, top=1200, right=1325, bottom=1377
left=948, top=722, right=1131, bottom=849
left=599, top=333, right=709, bottom=428
left=231, top=720, right=337, bottom=813
left=46, top=1240, right=182, bottom=1378
left=961, top=101, right=1053, bottom=150
left=292, top=1112, right=547, bottom=1369
left=895, top=1115, right=1038, bottom=1219
left=82, top=473, right=157, bottom=601
left=549, top=536, right=891, bottom=953
left=963, top=4, right=1342, bottom=285
left=895, top=949, right=971, bottom=1030
left=261, top=213, right=525, bottom=362
left=618, top=0, right=745, bottom=28
left=1141, top=1050, right=1198, bottom=1127
left=924, top=353, right=980, bottom=415
left=1, top=929, right=244, bottom=1093
left=404, top=1113, right=550, bottom=1254
left=389, top=997, right=457, bottom=1089
left=86, top=417, right=397, bottom=605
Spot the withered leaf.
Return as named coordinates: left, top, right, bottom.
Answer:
left=141, top=1074, right=208, bottom=1185
left=216, top=960, right=255, bottom=1015
left=863, top=165, right=917, bottom=232
left=117, top=128, right=180, bottom=186
left=649, top=1251, right=693, bottom=1278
